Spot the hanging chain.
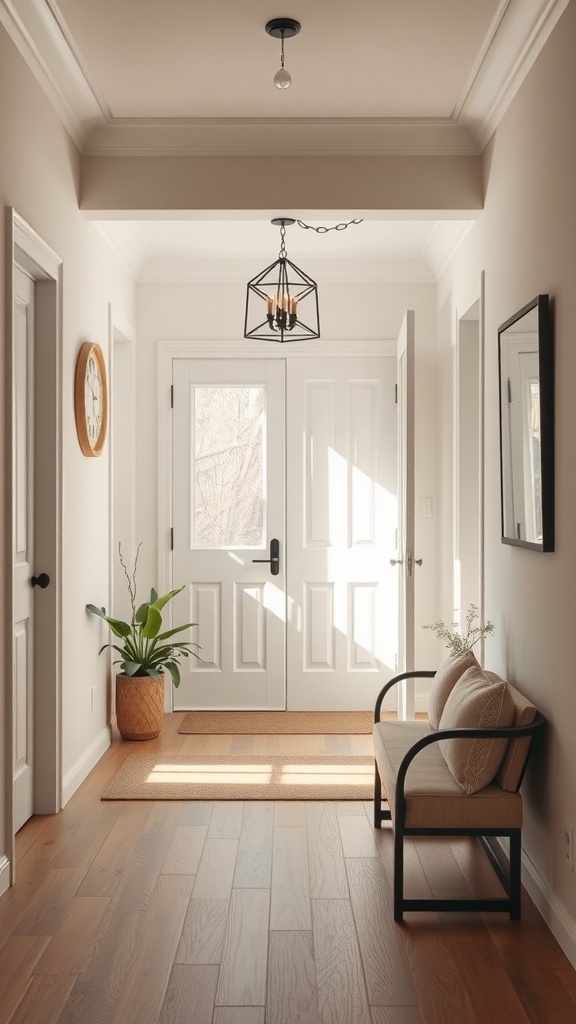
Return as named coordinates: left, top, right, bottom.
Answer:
left=296, top=218, right=364, bottom=233
left=280, top=33, right=285, bottom=70
left=278, top=222, right=287, bottom=259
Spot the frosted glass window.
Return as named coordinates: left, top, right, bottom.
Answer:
left=193, top=386, right=265, bottom=547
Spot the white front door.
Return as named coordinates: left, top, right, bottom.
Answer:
left=286, top=356, right=397, bottom=709
left=13, top=267, right=35, bottom=831
left=172, top=359, right=286, bottom=710
left=170, top=351, right=399, bottom=712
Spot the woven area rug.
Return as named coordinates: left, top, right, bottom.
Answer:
left=102, top=752, right=374, bottom=801
left=178, top=710, right=373, bottom=735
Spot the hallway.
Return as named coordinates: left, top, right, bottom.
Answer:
left=0, top=715, right=574, bottom=1024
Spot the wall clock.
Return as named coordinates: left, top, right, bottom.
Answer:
left=74, top=341, right=108, bottom=457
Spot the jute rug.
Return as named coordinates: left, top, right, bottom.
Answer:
left=102, top=752, right=374, bottom=801
left=178, top=710, right=373, bottom=735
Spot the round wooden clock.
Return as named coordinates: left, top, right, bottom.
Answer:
left=74, top=342, right=108, bottom=457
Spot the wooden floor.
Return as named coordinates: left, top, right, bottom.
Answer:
left=1, top=714, right=575, bottom=1024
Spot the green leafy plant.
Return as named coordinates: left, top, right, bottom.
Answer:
left=86, top=544, right=200, bottom=688
left=422, top=603, right=494, bottom=657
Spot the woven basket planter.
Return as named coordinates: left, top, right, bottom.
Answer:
left=115, top=673, right=165, bottom=740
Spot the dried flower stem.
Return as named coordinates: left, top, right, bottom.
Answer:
left=422, top=603, right=494, bottom=656
left=118, top=542, right=142, bottom=621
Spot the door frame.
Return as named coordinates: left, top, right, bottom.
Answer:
left=157, top=338, right=395, bottom=711
left=453, top=274, right=486, bottom=657
left=5, top=210, right=63, bottom=881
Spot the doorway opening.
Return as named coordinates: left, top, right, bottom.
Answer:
left=454, top=286, right=484, bottom=651
left=7, top=211, right=63, bottom=882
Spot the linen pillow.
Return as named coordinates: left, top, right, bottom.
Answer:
left=428, top=650, right=480, bottom=730
left=438, top=665, right=515, bottom=795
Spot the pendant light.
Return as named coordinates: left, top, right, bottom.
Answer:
left=265, top=18, right=301, bottom=90
left=244, top=218, right=320, bottom=343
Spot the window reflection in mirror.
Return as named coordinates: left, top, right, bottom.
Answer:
left=498, top=295, right=554, bottom=552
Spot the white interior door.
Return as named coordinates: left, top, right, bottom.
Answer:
left=13, top=267, right=35, bottom=831
left=286, top=356, right=397, bottom=710
left=172, top=359, right=286, bottom=710
left=394, top=311, right=416, bottom=719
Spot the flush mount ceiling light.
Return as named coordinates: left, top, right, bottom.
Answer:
left=244, top=218, right=320, bottom=343
left=265, top=17, right=301, bottom=89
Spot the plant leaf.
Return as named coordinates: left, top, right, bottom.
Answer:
left=164, top=661, right=181, bottom=688
left=135, top=602, right=149, bottom=624
left=123, top=661, right=143, bottom=676
left=141, top=605, right=162, bottom=639
left=150, top=588, right=158, bottom=603
left=86, top=605, right=131, bottom=638
left=150, top=587, right=185, bottom=613
left=155, top=623, right=197, bottom=641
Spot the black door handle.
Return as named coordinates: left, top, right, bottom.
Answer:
left=31, top=573, right=50, bottom=589
left=252, top=538, right=280, bottom=576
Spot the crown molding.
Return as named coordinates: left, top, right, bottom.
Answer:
left=84, top=119, right=478, bottom=158
left=3, top=0, right=568, bottom=158
left=0, top=0, right=103, bottom=147
left=455, top=0, right=571, bottom=148
left=134, top=255, right=436, bottom=286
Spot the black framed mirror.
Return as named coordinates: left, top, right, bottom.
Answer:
left=498, top=294, right=554, bottom=551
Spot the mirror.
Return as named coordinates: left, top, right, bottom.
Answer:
left=498, top=294, right=554, bottom=551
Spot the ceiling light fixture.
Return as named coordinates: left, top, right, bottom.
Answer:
left=265, top=17, right=301, bottom=90
left=244, top=218, right=320, bottom=343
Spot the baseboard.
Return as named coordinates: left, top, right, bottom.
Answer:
left=61, top=726, right=111, bottom=807
left=521, top=847, right=576, bottom=970
left=0, top=855, right=11, bottom=897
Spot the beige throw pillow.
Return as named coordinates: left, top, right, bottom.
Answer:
left=439, top=666, right=515, bottom=795
left=428, top=650, right=480, bottom=730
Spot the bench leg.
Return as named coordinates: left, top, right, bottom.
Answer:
left=374, top=763, right=382, bottom=827
left=393, top=827, right=404, bottom=922
left=510, top=829, right=521, bottom=920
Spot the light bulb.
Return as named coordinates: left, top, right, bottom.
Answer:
left=274, top=67, right=291, bottom=89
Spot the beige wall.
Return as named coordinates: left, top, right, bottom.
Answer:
left=436, top=1, right=576, bottom=954
left=0, top=25, right=135, bottom=874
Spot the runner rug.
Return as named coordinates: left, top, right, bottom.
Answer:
left=177, top=710, right=373, bottom=735
left=101, top=752, right=374, bottom=801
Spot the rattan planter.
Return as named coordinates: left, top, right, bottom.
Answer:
left=115, top=673, right=164, bottom=740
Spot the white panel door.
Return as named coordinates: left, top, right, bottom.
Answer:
left=172, top=359, right=286, bottom=710
left=394, top=311, right=416, bottom=719
left=286, top=356, right=397, bottom=710
left=13, top=267, right=35, bottom=831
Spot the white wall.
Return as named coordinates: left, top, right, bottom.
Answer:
left=436, top=0, right=576, bottom=961
left=135, top=277, right=441, bottom=681
left=0, top=23, right=136, bottom=865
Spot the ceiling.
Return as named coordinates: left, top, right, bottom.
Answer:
left=1, top=0, right=567, bottom=279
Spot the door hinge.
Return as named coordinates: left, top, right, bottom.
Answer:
left=170, top=527, right=174, bottom=551
left=394, top=383, right=398, bottom=404
left=507, top=377, right=512, bottom=403
left=170, top=384, right=174, bottom=408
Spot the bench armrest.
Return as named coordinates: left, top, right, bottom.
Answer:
left=394, top=711, right=546, bottom=817
left=374, top=670, right=436, bottom=723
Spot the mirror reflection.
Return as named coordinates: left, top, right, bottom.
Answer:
left=498, top=295, right=554, bottom=551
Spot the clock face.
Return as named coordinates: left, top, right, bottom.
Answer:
left=84, top=352, right=103, bottom=447
left=75, top=342, right=108, bottom=456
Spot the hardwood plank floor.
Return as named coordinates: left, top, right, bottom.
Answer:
left=0, top=713, right=574, bottom=1024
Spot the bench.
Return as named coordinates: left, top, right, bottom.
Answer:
left=373, top=663, right=545, bottom=921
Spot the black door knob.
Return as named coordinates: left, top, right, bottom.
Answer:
left=31, top=573, right=50, bottom=589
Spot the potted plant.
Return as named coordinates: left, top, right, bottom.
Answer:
left=87, top=545, right=200, bottom=740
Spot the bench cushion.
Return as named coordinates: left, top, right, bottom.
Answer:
left=373, top=720, right=523, bottom=829
left=438, top=666, right=515, bottom=794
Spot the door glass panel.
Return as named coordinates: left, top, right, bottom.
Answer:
left=192, top=385, right=265, bottom=548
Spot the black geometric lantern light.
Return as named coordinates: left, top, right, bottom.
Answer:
left=244, top=218, right=320, bottom=343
